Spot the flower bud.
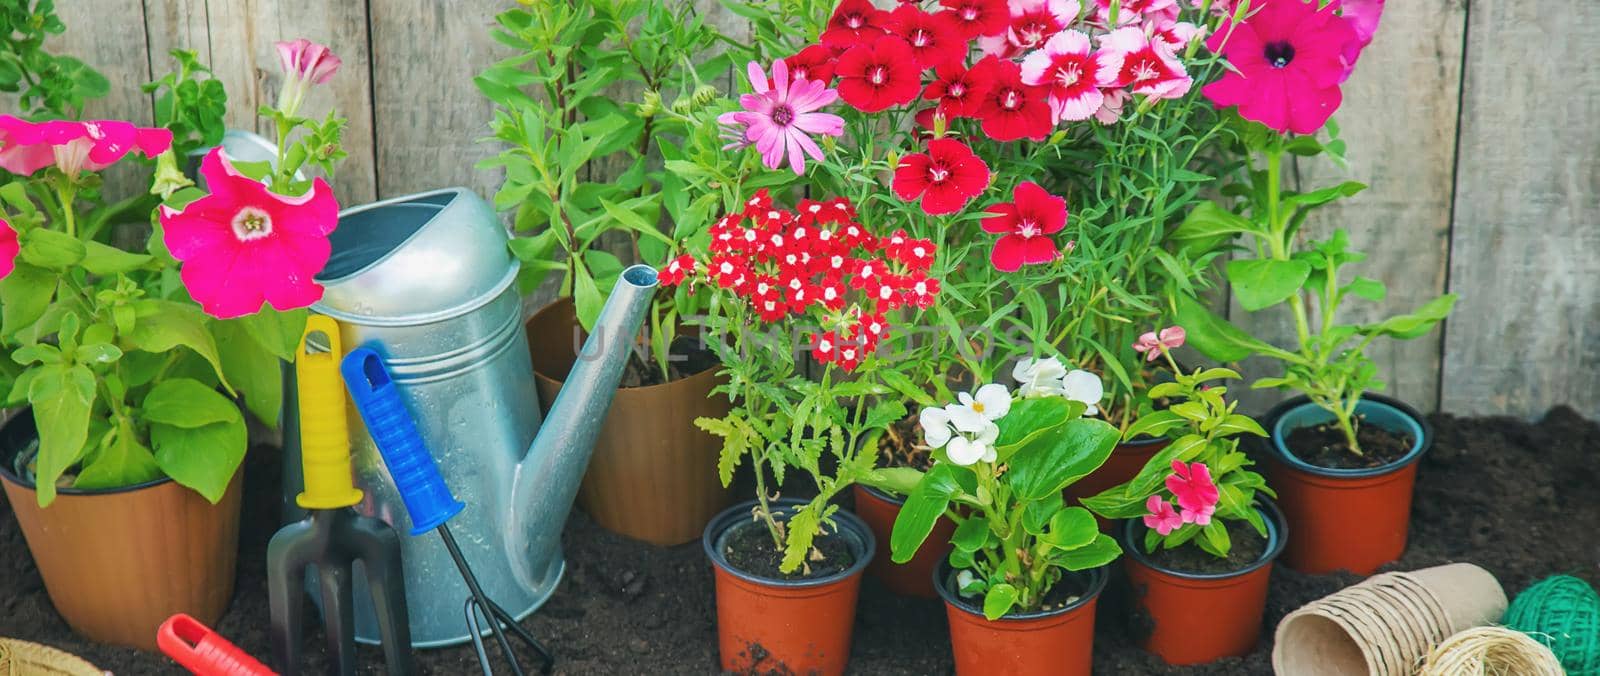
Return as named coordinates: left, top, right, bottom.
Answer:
left=148, top=150, right=193, bottom=200
left=691, top=84, right=719, bottom=108
left=638, top=90, right=662, bottom=118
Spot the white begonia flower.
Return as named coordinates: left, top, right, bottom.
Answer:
left=956, top=569, right=977, bottom=594
left=919, top=406, right=954, bottom=448
left=945, top=420, right=1000, bottom=466
left=1013, top=356, right=1069, bottom=398
left=1061, top=369, right=1105, bottom=416
left=955, top=383, right=1012, bottom=423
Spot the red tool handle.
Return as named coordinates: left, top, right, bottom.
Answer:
left=157, top=614, right=276, bottom=676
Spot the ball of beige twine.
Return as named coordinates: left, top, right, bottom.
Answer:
left=1416, top=626, right=1565, bottom=676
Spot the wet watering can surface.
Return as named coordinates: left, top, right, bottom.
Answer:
left=280, top=187, right=659, bottom=647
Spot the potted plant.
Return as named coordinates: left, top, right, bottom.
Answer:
left=0, top=35, right=348, bottom=650
left=1083, top=326, right=1286, bottom=665
left=476, top=0, right=743, bottom=545
left=890, top=376, right=1122, bottom=676
left=660, top=184, right=937, bottom=674
left=1169, top=0, right=1451, bottom=575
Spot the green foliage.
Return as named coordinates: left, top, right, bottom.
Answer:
left=889, top=395, right=1122, bottom=620
left=1083, top=361, right=1275, bottom=559
left=0, top=0, right=106, bottom=118
left=1174, top=120, right=1456, bottom=455
left=478, top=0, right=732, bottom=379
left=143, top=49, right=228, bottom=157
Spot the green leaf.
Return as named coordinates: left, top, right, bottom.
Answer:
left=125, top=301, right=233, bottom=394
left=1344, top=277, right=1386, bottom=302
left=950, top=517, right=988, bottom=552
left=779, top=504, right=820, bottom=574
left=1124, top=410, right=1187, bottom=440
left=1362, top=294, right=1457, bottom=340
left=599, top=197, right=672, bottom=246
left=0, top=263, right=55, bottom=338
left=236, top=308, right=306, bottom=361
left=1226, top=258, right=1311, bottom=312
left=994, top=396, right=1080, bottom=462
left=1006, top=418, right=1120, bottom=501
left=74, top=418, right=161, bottom=490
left=81, top=241, right=152, bottom=275
left=1173, top=293, right=1278, bottom=363
left=1171, top=201, right=1258, bottom=241
left=1023, top=490, right=1065, bottom=535
left=1041, top=507, right=1098, bottom=550
left=983, top=583, right=1019, bottom=621
left=1050, top=533, right=1122, bottom=571
left=860, top=466, right=923, bottom=497
left=151, top=417, right=246, bottom=504
left=19, top=228, right=86, bottom=270
left=890, top=463, right=962, bottom=563
left=572, top=259, right=604, bottom=332
left=1215, top=414, right=1268, bottom=437
left=142, top=378, right=241, bottom=428
left=27, top=364, right=96, bottom=506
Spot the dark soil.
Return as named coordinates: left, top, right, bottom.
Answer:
left=876, top=412, right=933, bottom=472
left=1141, top=517, right=1269, bottom=575
left=1286, top=419, right=1414, bottom=469
left=2, top=408, right=1597, bottom=674
left=721, top=517, right=854, bottom=580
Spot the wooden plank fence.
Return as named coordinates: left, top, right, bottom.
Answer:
left=33, top=0, right=1598, bottom=421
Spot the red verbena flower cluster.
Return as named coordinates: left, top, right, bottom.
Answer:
left=660, top=190, right=940, bottom=371
left=788, top=0, right=1197, bottom=143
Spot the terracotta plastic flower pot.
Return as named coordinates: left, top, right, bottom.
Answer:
left=1120, top=501, right=1288, bottom=665
left=851, top=483, right=954, bottom=597
left=1068, top=435, right=1171, bottom=531
left=1265, top=393, right=1432, bottom=575
left=527, top=298, right=733, bottom=546
left=703, top=499, right=873, bottom=675
left=936, top=560, right=1108, bottom=676
left=0, top=410, right=243, bottom=651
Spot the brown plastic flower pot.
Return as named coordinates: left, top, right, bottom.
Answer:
left=703, top=499, right=873, bottom=675
left=527, top=298, right=734, bottom=546
left=852, top=483, right=954, bottom=597
left=936, top=560, right=1107, bottom=676
left=1120, top=501, right=1288, bottom=665
left=1068, top=436, right=1171, bottom=531
left=0, top=410, right=242, bottom=651
left=1264, top=393, right=1432, bottom=575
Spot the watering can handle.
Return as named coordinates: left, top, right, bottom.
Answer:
left=157, top=613, right=276, bottom=676
left=341, top=347, right=465, bottom=536
left=294, top=315, right=364, bottom=510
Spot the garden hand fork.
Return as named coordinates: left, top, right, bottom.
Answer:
left=267, top=316, right=413, bottom=676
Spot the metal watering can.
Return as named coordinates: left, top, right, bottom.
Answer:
left=282, top=186, right=658, bottom=647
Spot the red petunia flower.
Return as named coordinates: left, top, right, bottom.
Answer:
left=923, top=61, right=994, bottom=118
left=892, top=138, right=991, bottom=215
left=836, top=36, right=923, bottom=112
left=785, top=44, right=839, bottom=85
left=821, top=0, right=890, bottom=49
left=980, top=181, right=1068, bottom=272
left=969, top=56, right=1053, bottom=142
left=940, top=0, right=1010, bottom=39
left=886, top=5, right=964, bottom=70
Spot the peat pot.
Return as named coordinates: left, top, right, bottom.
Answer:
left=936, top=560, right=1107, bottom=676
left=0, top=410, right=242, bottom=651
left=527, top=298, right=732, bottom=546
left=1265, top=393, right=1432, bottom=575
left=704, top=499, right=873, bottom=675
left=851, top=483, right=954, bottom=597
left=1068, top=435, right=1172, bottom=531
left=1121, top=501, right=1288, bottom=665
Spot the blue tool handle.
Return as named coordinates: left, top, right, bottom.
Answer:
left=340, top=347, right=465, bottom=535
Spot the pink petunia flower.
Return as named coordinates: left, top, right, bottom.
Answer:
left=0, top=218, right=16, bottom=280
left=1099, top=27, right=1192, bottom=100
left=0, top=116, right=171, bottom=179
left=276, top=39, right=342, bottom=86
left=718, top=60, right=845, bottom=176
left=1020, top=30, right=1117, bottom=123
left=1341, top=0, right=1384, bottom=65
left=1202, top=0, right=1358, bottom=134
left=1167, top=460, right=1220, bottom=525
left=979, top=181, right=1068, bottom=272
left=1144, top=495, right=1184, bottom=535
left=1132, top=325, right=1185, bottom=360
left=158, top=148, right=339, bottom=319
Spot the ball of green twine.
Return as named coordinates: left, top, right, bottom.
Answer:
left=1503, top=575, right=1600, bottom=676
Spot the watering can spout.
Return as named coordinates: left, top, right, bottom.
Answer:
left=507, top=265, right=659, bottom=584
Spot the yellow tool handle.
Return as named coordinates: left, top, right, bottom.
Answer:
left=295, top=314, right=364, bottom=509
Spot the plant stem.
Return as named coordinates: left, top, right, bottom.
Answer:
left=54, top=179, right=78, bottom=238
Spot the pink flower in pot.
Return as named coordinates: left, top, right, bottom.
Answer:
left=1167, top=460, right=1220, bottom=525
left=0, top=218, right=16, bottom=280
left=1144, top=495, right=1183, bottom=535
left=158, top=148, right=338, bottom=319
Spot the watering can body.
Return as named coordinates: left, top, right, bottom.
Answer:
left=281, top=187, right=657, bottom=647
